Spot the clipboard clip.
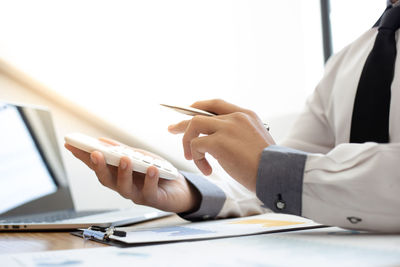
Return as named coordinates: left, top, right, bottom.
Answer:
left=82, top=226, right=126, bottom=241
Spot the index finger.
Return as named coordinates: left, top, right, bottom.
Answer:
left=64, top=143, right=94, bottom=169
left=168, top=119, right=191, bottom=134
left=191, top=99, right=247, bottom=115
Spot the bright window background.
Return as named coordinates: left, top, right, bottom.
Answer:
left=0, top=0, right=323, bottom=147
left=330, top=1, right=387, bottom=53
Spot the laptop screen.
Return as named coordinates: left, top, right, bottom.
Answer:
left=0, top=103, right=57, bottom=214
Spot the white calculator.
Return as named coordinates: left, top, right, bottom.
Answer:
left=64, top=133, right=179, bottom=180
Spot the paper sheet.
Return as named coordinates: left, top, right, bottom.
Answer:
left=3, top=227, right=400, bottom=267
left=110, top=213, right=321, bottom=244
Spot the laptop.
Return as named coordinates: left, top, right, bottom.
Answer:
left=0, top=101, right=169, bottom=231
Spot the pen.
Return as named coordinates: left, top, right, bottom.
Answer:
left=160, top=104, right=216, bottom=117
left=161, top=104, right=270, bottom=131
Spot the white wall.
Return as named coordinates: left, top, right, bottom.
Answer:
left=0, top=0, right=325, bottom=210
left=0, top=0, right=324, bottom=133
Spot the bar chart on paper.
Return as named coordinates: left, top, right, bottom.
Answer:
left=111, top=213, right=322, bottom=244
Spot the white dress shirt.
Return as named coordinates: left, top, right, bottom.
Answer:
left=279, top=25, right=400, bottom=232
left=181, top=2, right=400, bottom=232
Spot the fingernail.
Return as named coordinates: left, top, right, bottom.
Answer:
left=184, top=152, right=192, bottom=160
left=120, top=160, right=127, bottom=170
left=148, top=168, right=155, bottom=178
left=90, top=154, right=98, bottom=165
left=168, top=124, right=176, bottom=131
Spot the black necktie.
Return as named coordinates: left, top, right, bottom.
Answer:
left=350, top=5, right=400, bottom=143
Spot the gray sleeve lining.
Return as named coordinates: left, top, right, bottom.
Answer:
left=256, top=145, right=307, bottom=216
left=178, top=171, right=226, bottom=221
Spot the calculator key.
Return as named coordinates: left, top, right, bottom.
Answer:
left=123, top=150, right=141, bottom=160
left=142, top=156, right=154, bottom=164
left=163, top=167, right=172, bottom=172
left=153, top=159, right=164, bottom=168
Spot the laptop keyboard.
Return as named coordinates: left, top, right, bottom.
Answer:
left=0, top=210, right=110, bottom=223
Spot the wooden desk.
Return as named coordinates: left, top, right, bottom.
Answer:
left=0, top=231, right=106, bottom=254
left=0, top=215, right=183, bottom=255
left=2, top=216, right=400, bottom=266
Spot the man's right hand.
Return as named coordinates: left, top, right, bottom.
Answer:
left=168, top=99, right=275, bottom=192
left=64, top=138, right=200, bottom=214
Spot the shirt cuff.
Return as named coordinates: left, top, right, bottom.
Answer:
left=178, top=171, right=226, bottom=221
left=256, top=145, right=307, bottom=216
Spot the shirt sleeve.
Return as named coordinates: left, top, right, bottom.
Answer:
left=302, top=142, right=400, bottom=232
left=178, top=165, right=268, bottom=221
left=279, top=43, right=354, bottom=154
left=256, top=142, right=400, bottom=232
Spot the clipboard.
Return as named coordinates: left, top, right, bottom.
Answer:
left=72, top=213, right=325, bottom=247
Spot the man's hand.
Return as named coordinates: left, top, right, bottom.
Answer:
left=168, top=99, right=275, bottom=192
left=65, top=138, right=200, bottom=214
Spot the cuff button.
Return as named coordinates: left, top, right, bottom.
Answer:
left=275, top=200, right=286, bottom=210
